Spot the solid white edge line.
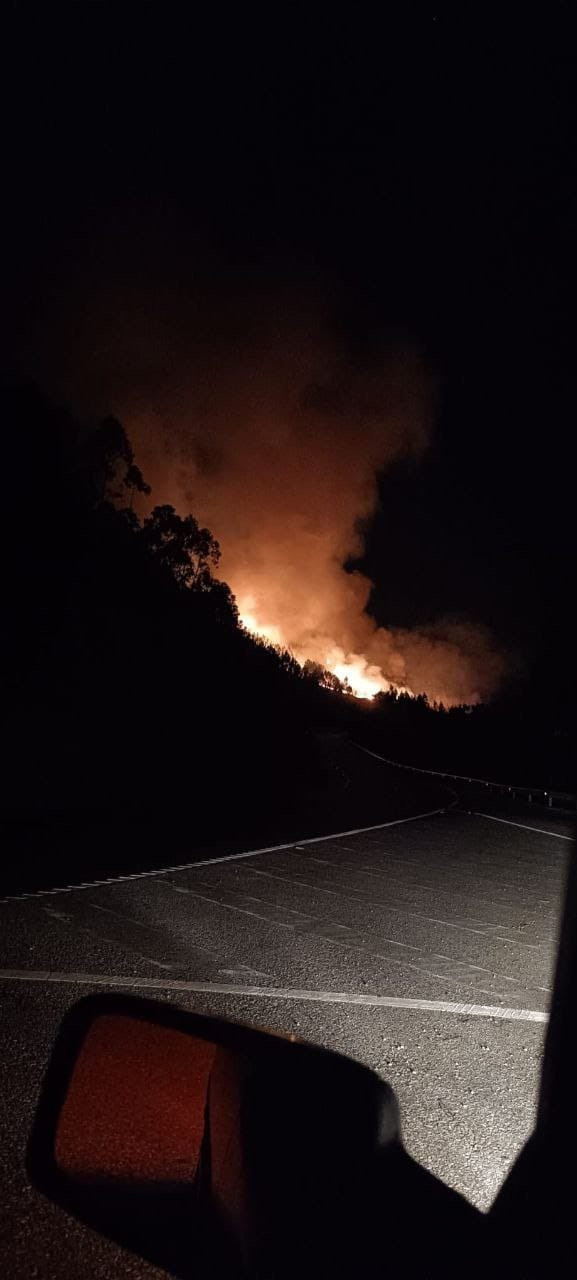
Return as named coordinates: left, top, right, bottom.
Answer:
left=0, top=806, right=448, bottom=903
left=474, top=812, right=573, bottom=842
left=0, top=969, right=548, bottom=1023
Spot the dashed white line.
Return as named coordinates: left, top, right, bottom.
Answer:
left=243, top=865, right=551, bottom=950
left=295, top=850, right=551, bottom=903
left=0, top=968, right=548, bottom=1023
left=0, top=806, right=448, bottom=903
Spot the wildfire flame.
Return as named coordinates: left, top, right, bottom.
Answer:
left=54, top=286, right=505, bottom=708
left=330, top=659, right=388, bottom=701
left=239, top=600, right=391, bottom=700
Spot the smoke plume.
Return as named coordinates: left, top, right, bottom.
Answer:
left=32, top=238, right=504, bottom=704
left=104, top=312, right=504, bottom=705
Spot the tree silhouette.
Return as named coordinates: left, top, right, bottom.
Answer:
left=124, top=461, right=151, bottom=508
left=139, top=504, right=221, bottom=589
left=303, top=660, right=348, bottom=695
left=78, top=416, right=152, bottom=506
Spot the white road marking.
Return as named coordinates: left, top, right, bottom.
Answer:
left=0, top=968, right=548, bottom=1022
left=474, top=813, right=573, bottom=842
left=247, top=858, right=556, bottom=939
left=162, top=884, right=296, bottom=928
left=0, top=806, right=448, bottom=904
left=355, top=859, right=556, bottom=903
left=153, top=876, right=535, bottom=991
left=293, top=848, right=556, bottom=904
left=244, top=865, right=551, bottom=949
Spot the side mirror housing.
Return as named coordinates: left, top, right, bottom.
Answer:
left=27, top=993, right=401, bottom=1276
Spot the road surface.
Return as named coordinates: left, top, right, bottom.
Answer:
left=0, top=797, right=572, bottom=1277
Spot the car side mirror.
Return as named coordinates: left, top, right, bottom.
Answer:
left=27, top=993, right=402, bottom=1277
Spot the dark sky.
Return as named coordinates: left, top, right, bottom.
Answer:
left=3, top=5, right=574, bottom=698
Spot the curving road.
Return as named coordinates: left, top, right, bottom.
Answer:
left=0, top=777, right=572, bottom=1278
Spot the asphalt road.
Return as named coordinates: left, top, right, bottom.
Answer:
left=0, top=792, right=572, bottom=1278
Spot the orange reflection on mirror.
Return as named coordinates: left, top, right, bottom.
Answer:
left=55, top=1015, right=216, bottom=1183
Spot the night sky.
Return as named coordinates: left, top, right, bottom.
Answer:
left=3, top=6, right=574, bottom=703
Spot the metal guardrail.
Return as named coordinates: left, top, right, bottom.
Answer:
left=356, top=744, right=576, bottom=812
